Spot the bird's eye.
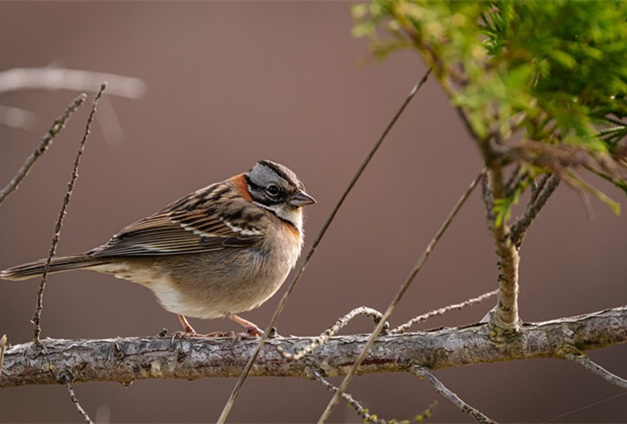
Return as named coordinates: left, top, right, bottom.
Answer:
left=266, top=184, right=281, bottom=197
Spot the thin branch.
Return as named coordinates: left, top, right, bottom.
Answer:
left=391, top=289, right=498, bottom=334
left=32, top=84, right=106, bottom=345
left=413, top=366, right=497, bottom=424
left=309, top=368, right=382, bottom=423
left=317, top=168, right=485, bottom=423
left=528, top=173, right=550, bottom=206
left=0, top=335, right=6, bottom=374
left=280, top=289, right=498, bottom=359
left=58, top=372, right=94, bottom=424
left=504, top=164, right=524, bottom=197
left=0, top=93, right=87, bottom=206
left=279, top=307, right=388, bottom=361
left=309, top=367, right=437, bottom=424
left=2, top=306, right=626, bottom=388
left=563, top=351, right=627, bottom=390
left=0, top=67, right=145, bottom=98
left=510, top=174, right=560, bottom=248
left=216, top=69, right=432, bottom=424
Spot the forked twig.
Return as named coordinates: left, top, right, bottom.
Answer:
left=280, top=288, right=498, bottom=360
left=503, top=164, right=524, bottom=198
left=391, top=289, right=498, bottom=334
left=528, top=173, right=550, bottom=206
left=0, top=93, right=87, bottom=206
left=510, top=174, right=560, bottom=248
left=279, top=307, right=388, bottom=360
left=317, top=168, right=485, bottom=423
left=32, top=84, right=106, bottom=345
left=216, top=69, right=432, bottom=424
left=413, top=366, right=496, bottom=424
left=309, top=367, right=437, bottom=424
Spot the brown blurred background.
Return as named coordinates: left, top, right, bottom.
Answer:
left=0, top=3, right=626, bottom=423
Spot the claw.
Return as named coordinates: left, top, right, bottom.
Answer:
left=226, top=312, right=264, bottom=337
left=175, top=313, right=266, bottom=339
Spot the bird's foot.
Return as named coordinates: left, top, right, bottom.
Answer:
left=171, top=329, right=234, bottom=339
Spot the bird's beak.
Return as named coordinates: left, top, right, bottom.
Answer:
left=290, top=190, right=316, bottom=207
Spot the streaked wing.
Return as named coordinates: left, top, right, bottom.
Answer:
left=89, top=184, right=266, bottom=257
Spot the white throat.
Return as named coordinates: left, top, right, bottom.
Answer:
left=257, top=202, right=304, bottom=235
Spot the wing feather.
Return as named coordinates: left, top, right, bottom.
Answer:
left=88, top=182, right=267, bottom=257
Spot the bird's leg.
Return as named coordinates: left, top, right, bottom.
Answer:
left=176, top=314, right=229, bottom=338
left=226, top=312, right=264, bottom=337
left=177, top=314, right=197, bottom=334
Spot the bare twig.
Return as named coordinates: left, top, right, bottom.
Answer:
left=308, top=367, right=379, bottom=423
left=528, top=173, right=550, bottom=206
left=563, top=351, right=627, bottom=390
left=0, top=334, right=6, bottom=374
left=510, top=174, right=560, bottom=248
left=279, top=290, right=499, bottom=358
left=58, top=372, right=94, bottom=424
left=309, top=367, right=437, bottom=424
left=317, top=168, right=485, bottom=423
left=391, top=289, right=498, bottom=334
left=504, top=164, right=524, bottom=197
left=413, top=366, right=497, bottom=424
left=0, top=93, right=87, bottom=207
left=32, top=84, right=106, bottom=345
left=216, top=69, right=432, bottom=424
left=0, top=67, right=145, bottom=98
left=279, top=306, right=388, bottom=360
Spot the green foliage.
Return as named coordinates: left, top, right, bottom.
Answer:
left=353, top=0, right=627, bottom=220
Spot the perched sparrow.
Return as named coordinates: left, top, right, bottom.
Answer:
left=0, top=160, right=315, bottom=337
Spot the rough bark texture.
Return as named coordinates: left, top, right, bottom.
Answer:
left=487, top=166, right=522, bottom=334
left=2, top=306, right=625, bottom=389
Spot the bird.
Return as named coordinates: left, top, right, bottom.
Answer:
left=0, top=160, right=315, bottom=337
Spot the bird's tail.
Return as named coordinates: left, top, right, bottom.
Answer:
left=0, top=255, right=107, bottom=281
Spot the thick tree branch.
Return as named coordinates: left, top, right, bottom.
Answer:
left=2, top=306, right=625, bottom=389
